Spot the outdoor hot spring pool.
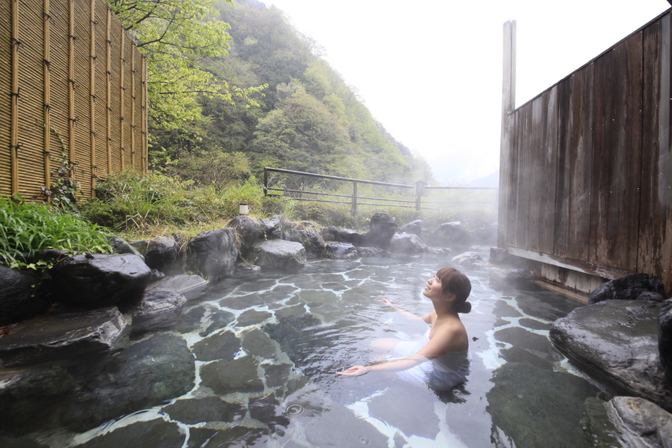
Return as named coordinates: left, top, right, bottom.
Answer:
left=13, top=247, right=605, bottom=448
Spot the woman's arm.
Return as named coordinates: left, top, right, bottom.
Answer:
left=380, top=298, right=427, bottom=321
left=337, top=354, right=427, bottom=376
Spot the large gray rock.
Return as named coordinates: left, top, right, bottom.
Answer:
left=400, top=219, right=423, bottom=238
left=251, top=239, right=306, bottom=273
left=64, top=332, right=195, bottom=432
left=185, top=228, right=238, bottom=280
left=589, top=273, right=667, bottom=305
left=389, top=232, right=427, bottom=255
left=259, top=215, right=284, bottom=240
left=485, top=362, right=599, bottom=448
left=50, top=253, right=152, bottom=308
left=605, top=397, right=672, bottom=448
left=0, top=266, right=47, bottom=326
left=144, top=236, right=182, bottom=275
left=228, top=216, right=265, bottom=258
left=360, top=212, right=398, bottom=249
left=123, top=288, right=187, bottom=335
left=0, top=307, right=130, bottom=367
left=284, top=228, right=326, bottom=259
left=431, top=221, right=471, bottom=247
left=550, top=300, right=672, bottom=411
left=108, top=236, right=144, bottom=260
left=148, top=274, right=208, bottom=300
left=452, top=251, right=487, bottom=268
left=324, top=242, right=358, bottom=260
left=320, top=226, right=363, bottom=245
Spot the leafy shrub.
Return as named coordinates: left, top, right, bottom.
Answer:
left=0, top=197, right=111, bottom=269
left=81, top=169, right=265, bottom=231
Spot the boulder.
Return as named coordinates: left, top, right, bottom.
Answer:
left=284, top=228, right=326, bottom=259
left=400, top=220, right=423, bottom=237
left=108, top=236, right=144, bottom=260
left=259, top=215, right=284, bottom=240
left=228, top=216, right=265, bottom=258
left=360, top=212, right=397, bottom=249
left=320, top=226, right=363, bottom=245
left=50, top=253, right=152, bottom=308
left=0, top=307, right=130, bottom=367
left=550, top=300, right=672, bottom=411
left=234, top=261, right=262, bottom=278
left=324, top=242, right=358, bottom=260
left=144, top=236, right=182, bottom=275
left=148, top=274, right=208, bottom=300
left=452, top=251, right=487, bottom=268
left=588, top=273, right=667, bottom=305
left=431, top=221, right=471, bottom=247
left=122, top=288, right=187, bottom=335
left=185, top=228, right=238, bottom=280
left=62, top=332, right=195, bottom=432
left=0, top=266, right=47, bottom=326
left=605, top=397, right=672, bottom=448
left=252, top=239, right=306, bottom=273
left=660, top=299, right=672, bottom=385
left=388, top=232, right=427, bottom=255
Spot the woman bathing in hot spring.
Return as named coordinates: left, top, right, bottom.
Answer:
left=338, top=267, right=472, bottom=391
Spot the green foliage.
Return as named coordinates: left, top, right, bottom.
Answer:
left=107, top=0, right=266, bottom=133
left=41, top=151, right=82, bottom=212
left=81, top=169, right=265, bottom=231
left=174, top=150, right=252, bottom=189
left=0, top=197, right=111, bottom=269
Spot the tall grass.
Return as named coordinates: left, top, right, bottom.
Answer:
left=0, top=197, right=111, bottom=269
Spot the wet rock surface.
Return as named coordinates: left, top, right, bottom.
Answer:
left=588, top=272, right=667, bottom=304
left=123, top=288, right=187, bottom=335
left=486, top=362, right=600, bottom=448
left=50, top=253, right=152, bottom=308
left=550, top=300, right=672, bottom=411
left=185, top=228, right=238, bottom=280
left=0, top=307, right=130, bottom=367
left=0, top=266, right=47, bottom=326
left=252, top=239, right=307, bottom=273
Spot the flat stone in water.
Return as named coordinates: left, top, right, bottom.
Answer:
left=242, top=329, right=278, bottom=359
left=248, top=394, right=290, bottom=431
left=162, top=397, right=246, bottom=425
left=486, top=362, right=599, bottom=448
left=263, top=363, right=293, bottom=388
left=71, top=418, right=185, bottom=448
left=200, top=356, right=265, bottom=395
left=494, top=327, right=563, bottom=362
left=237, top=309, right=273, bottom=327
left=519, top=318, right=552, bottom=331
left=192, top=330, right=240, bottom=362
left=515, top=293, right=579, bottom=322
left=220, top=293, right=265, bottom=310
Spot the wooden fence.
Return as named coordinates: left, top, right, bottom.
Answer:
left=264, top=167, right=498, bottom=214
left=0, top=0, right=147, bottom=201
left=499, top=11, right=672, bottom=294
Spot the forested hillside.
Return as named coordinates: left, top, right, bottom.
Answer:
left=133, top=0, right=433, bottom=186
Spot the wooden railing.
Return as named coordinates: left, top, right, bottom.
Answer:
left=263, top=167, right=498, bottom=214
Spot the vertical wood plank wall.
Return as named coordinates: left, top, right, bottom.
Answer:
left=500, top=10, right=672, bottom=292
left=0, top=0, right=146, bottom=201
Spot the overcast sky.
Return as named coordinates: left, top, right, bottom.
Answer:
left=260, top=0, right=670, bottom=184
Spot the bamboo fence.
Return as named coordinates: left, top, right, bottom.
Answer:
left=0, top=0, right=147, bottom=201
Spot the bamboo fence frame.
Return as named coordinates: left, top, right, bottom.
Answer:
left=1, top=0, right=147, bottom=201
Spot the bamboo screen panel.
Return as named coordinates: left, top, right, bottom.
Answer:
left=500, top=10, right=672, bottom=292
left=0, top=0, right=147, bottom=201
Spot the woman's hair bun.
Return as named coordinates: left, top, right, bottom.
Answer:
left=456, top=301, right=472, bottom=314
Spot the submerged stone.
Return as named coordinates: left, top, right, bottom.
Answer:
left=191, top=330, right=240, bottom=362
left=200, top=356, right=265, bottom=395
left=163, top=397, right=246, bottom=425
left=71, top=418, right=185, bottom=448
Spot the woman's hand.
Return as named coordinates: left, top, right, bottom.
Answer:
left=380, top=298, right=392, bottom=306
left=337, top=365, right=371, bottom=376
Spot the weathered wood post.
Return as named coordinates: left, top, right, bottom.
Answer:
left=498, top=20, right=516, bottom=248
left=414, top=180, right=426, bottom=211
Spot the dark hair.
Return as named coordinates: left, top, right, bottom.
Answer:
left=436, top=267, right=472, bottom=314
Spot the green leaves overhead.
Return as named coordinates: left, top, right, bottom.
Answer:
left=108, top=0, right=266, bottom=131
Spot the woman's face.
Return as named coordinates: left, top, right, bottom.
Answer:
left=423, top=275, right=444, bottom=300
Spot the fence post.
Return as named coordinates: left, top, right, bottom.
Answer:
left=263, top=168, right=268, bottom=196
left=414, top=181, right=426, bottom=211
left=351, top=181, right=358, bottom=214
